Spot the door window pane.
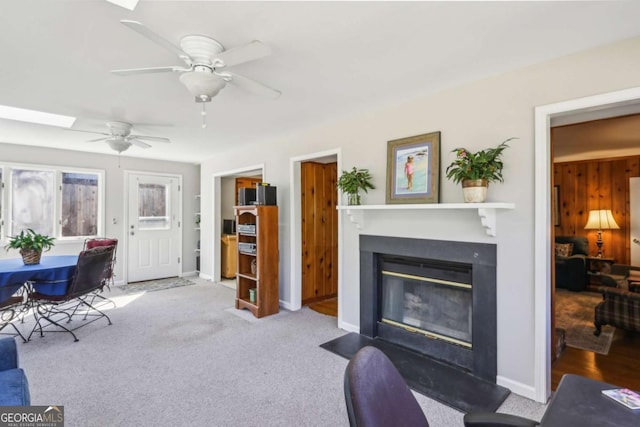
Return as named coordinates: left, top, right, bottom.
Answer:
left=61, top=172, right=99, bottom=237
left=11, top=169, right=55, bottom=236
left=138, top=183, right=170, bottom=229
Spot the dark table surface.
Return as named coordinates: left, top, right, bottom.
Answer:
left=541, top=374, right=639, bottom=426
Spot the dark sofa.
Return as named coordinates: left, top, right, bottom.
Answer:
left=0, top=337, right=30, bottom=405
left=555, top=236, right=589, bottom=292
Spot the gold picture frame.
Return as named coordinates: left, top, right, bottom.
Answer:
left=386, top=131, right=440, bottom=204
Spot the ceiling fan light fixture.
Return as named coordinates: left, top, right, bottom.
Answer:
left=108, top=139, right=132, bottom=153
left=179, top=72, right=226, bottom=100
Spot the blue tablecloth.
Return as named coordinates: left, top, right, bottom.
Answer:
left=0, top=255, right=78, bottom=298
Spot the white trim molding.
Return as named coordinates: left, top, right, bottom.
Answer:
left=534, top=86, right=640, bottom=403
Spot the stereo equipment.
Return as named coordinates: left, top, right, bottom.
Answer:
left=223, top=219, right=236, bottom=235
left=238, top=188, right=256, bottom=205
left=256, top=185, right=277, bottom=205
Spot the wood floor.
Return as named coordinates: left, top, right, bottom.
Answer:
left=552, top=329, right=640, bottom=391
left=308, top=297, right=337, bottom=317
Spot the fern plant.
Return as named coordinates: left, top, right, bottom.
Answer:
left=4, top=228, right=55, bottom=253
left=445, top=138, right=515, bottom=184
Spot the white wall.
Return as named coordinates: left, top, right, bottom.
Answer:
left=200, top=36, right=640, bottom=397
left=0, top=143, right=200, bottom=281
left=221, top=177, right=236, bottom=222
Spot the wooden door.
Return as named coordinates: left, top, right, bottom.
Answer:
left=235, top=177, right=262, bottom=205
left=301, top=161, right=338, bottom=304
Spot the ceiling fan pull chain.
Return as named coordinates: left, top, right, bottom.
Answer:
left=201, top=103, right=207, bottom=128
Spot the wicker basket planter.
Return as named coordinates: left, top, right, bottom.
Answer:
left=4, top=229, right=54, bottom=265
left=20, top=249, right=42, bottom=265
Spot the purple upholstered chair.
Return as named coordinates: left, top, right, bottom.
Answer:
left=343, top=346, right=429, bottom=427
left=344, top=346, right=539, bottom=427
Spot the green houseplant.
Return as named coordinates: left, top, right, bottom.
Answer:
left=5, top=228, right=55, bottom=265
left=337, top=167, right=375, bottom=205
left=445, top=138, right=515, bottom=202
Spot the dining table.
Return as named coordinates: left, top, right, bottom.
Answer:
left=0, top=255, right=79, bottom=300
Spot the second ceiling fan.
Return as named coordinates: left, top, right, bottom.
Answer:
left=112, top=20, right=281, bottom=127
left=71, top=121, right=170, bottom=153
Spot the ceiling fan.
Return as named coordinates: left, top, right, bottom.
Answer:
left=70, top=121, right=170, bottom=153
left=111, top=20, right=281, bottom=127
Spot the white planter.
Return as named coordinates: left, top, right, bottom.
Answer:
left=461, top=179, right=488, bottom=203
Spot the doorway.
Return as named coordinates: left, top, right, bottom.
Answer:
left=126, top=172, right=181, bottom=282
left=289, top=149, right=341, bottom=321
left=630, top=177, right=640, bottom=265
left=212, top=164, right=264, bottom=285
left=301, top=161, right=338, bottom=316
left=534, top=86, right=640, bottom=403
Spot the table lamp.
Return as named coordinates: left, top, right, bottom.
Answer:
left=584, top=209, right=620, bottom=258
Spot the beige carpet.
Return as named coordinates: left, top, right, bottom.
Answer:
left=555, top=289, right=615, bottom=355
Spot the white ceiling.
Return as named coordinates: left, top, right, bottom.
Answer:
left=2, top=1, right=640, bottom=164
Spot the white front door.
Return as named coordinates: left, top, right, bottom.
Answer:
left=631, top=177, right=640, bottom=266
left=127, top=173, right=181, bottom=282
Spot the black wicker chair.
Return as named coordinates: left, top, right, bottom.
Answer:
left=27, top=246, right=115, bottom=342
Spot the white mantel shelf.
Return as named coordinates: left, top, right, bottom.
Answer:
left=336, top=203, right=515, bottom=236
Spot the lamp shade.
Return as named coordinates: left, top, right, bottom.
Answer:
left=584, top=209, right=620, bottom=230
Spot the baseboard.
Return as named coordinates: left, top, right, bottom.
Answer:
left=280, top=299, right=294, bottom=311
left=180, top=271, right=199, bottom=278
left=338, top=320, right=359, bottom=333
left=198, top=272, right=213, bottom=281
left=496, top=375, right=537, bottom=401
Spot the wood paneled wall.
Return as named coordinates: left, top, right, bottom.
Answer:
left=554, top=156, right=640, bottom=264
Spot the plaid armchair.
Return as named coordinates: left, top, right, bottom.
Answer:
left=594, top=287, right=640, bottom=336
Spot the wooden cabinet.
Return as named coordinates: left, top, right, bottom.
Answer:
left=235, top=205, right=279, bottom=318
left=220, top=234, right=237, bottom=279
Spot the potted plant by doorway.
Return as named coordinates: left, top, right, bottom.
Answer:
left=4, top=228, right=55, bottom=265
left=337, top=167, right=375, bottom=205
left=445, top=138, right=515, bottom=202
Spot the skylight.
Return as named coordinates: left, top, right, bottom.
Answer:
left=0, top=105, right=76, bottom=128
left=105, top=0, right=139, bottom=11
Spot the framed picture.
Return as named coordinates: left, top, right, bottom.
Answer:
left=386, top=131, right=440, bottom=204
left=553, top=185, right=560, bottom=227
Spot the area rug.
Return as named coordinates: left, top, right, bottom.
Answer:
left=117, top=277, right=196, bottom=294
left=555, top=289, right=615, bottom=355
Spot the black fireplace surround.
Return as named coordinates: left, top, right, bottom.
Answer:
left=360, top=234, right=497, bottom=382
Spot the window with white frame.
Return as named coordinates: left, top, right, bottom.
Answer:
left=0, top=163, right=104, bottom=240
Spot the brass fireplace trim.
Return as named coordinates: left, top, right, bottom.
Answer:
left=382, top=270, right=472, bottom=289
left=381, top=318, right=472, bottom=348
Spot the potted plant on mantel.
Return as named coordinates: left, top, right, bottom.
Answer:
left=4, top=228, right=55, bottom=265
left=337, top=167, right=375, bottom=205
left=445, top=138, right=515, bottom=203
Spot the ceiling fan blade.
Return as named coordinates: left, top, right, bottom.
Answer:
left=217, top=40, right=271, bottom=67
left=111, top=66, right=188, bottom=76
left=86, top=137, right=110, bottom=143
left=120, top=20, right=191, bottom=62
left=131, top=135, right=171, bottom=143
left=129, top=139, right=152, bottom=149
left=227, top=72, right=281, bottom=99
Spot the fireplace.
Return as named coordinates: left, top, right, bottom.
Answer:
left=360, top=235, right=497, bottom=382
